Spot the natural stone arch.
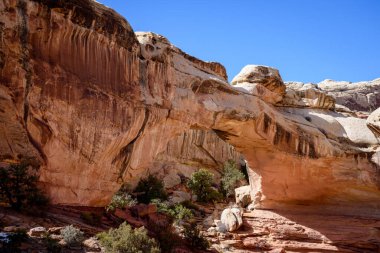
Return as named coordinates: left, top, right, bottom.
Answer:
left=1, top=0, right=379, bottom=213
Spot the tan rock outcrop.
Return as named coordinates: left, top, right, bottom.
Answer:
left=1, top=0, right=380, bottom=216
left=317, top=79, right=380, bottom=112
left=231, top=65, right=286, bottom=104
left=282, top=82, right=335, bottom=109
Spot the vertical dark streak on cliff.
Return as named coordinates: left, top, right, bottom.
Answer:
left=17, top=0, right=47, bottom=162
left=0, top=22, right=5, bottom=71
left=113, top=108, right=150, bottom=181
left=17, top=0, right=31, bottom=123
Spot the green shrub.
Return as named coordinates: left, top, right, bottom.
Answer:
left=0, top=159, right=48, bottom=210
left=80, top=211, right=102, bottom=226
left=106, top=192, right=137, bottom=213
left=151, top=199, right=193, bottom=223
left=60, top=225, right=84, bottom=246
left=97, top=222, right=160, bottom=253
left=183, top=222, right=209, bottom=250
left=134, top=175, right=167, bottom=204
left=187, top=169, right=221, bottom=202
left=221, top=160, right=245, bottom=198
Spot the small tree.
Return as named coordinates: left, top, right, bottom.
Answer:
left=221, top=160, right=245, bottom=198
left=187, top=169, right=221, bottom=202
left=0, top=159, right=47, bottom=210
left=151, top=199, right=193, bottom=223
left=97, top=222, right=160, bottom=253
left=134, top=175, right=167, bottom=204
left=106, top=192, right=137, bottom=213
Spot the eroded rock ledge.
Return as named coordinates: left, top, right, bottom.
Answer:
left=0, top=0, right=379, bottom=215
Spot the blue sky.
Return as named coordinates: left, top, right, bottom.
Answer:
left=98, top=0, right=380, bottom=83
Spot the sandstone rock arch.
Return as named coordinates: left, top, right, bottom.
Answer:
left=1, top=0, right=380, bottom=213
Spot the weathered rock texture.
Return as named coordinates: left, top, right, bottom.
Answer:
left=1, top=0, right=380, bottom=216
left=151, top=129, right=242, bottom=188
left=287, top=79, right=380, bottom=112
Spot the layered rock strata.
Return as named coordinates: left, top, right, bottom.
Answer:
left=0, top=0, right=379, bottom=215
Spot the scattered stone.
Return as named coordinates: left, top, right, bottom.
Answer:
left=206, top=227, right=218, bottom=237
left=235, top=185, right=251, bottom=207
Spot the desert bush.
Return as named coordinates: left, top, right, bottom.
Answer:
left=221, top=160, right=245, bottom=198
left=97, top=222, right=160, bottom=253
left=0, top=159, right=48, bottom=210
left=80, top=211, right=102, bottom=226
left=187, top=169, right=221, bottom=202
left=60, top=225, right=84, bottom=246
left=106, top=192, right=137, bottom=213
left=151, top=199, right=193, bottom=223
left=183, top=222, right=209, bottom=250
left=134, top=175, right=167, bottom=204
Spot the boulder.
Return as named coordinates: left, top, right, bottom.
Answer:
left=235, top=185, right=251, bottom=207
left=232, top=65, right=286, bottom=103
left=220, top=207, right=243, bottom=232
left=163, top=173, right=181, bottom=189
left=28, top=227, right=46, bottom=237
left=169, top=191, right=191, bottom=204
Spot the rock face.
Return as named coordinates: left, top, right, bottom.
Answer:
left=1, top=0, right=380, bottom=217
left=151, top=129, right=242, bottom=187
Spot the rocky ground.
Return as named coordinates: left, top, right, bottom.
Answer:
left=1, top=204, right=380, bottom=253
left=205, top=209, right=380, bottom=253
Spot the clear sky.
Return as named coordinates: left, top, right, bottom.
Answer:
left=97, top=0, right=380, bottom=83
